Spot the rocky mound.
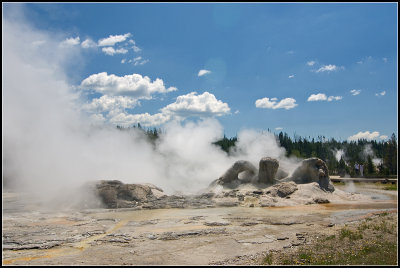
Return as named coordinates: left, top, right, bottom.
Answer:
left=94, top=180, right=215, bottom=209
left=88, top=157, right=365, bottom=209
left=92, top=180, right=371, bottom=210
left=93, top=180, right=165, bottom=208
left=280, top=157, right=334, bottom=192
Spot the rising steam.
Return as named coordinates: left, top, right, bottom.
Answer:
left=333, top=148, right=345, bottom=162
left=3, top=13, right=301, bottom=207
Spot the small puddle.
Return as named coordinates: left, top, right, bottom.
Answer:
left=335, top=183, right=397, bottom=200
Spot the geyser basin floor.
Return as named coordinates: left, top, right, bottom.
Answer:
left=2, top=184, right=397, bottom=265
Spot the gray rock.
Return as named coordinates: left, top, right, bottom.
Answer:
left=281, top=158, right=335, bottom=192
left=118, top=184, right=152, bottom=201
left=216, top=160, right=258, bottom=186
left=95, top=180, right=161, bottom=208
left=212, top=157, right=334, bottom=193
left=258, top=157, right=279, bottom=185
left=277, top=236, right=289, bottom=240
left=313, top=197, right=330, bottom=204
left=291, top=242, right=303, bottom=246
left=89, top=157, right=335, bottom=210
left=237, top=194, right=245, bottom=201
left=96, top=181, right=120, bottom=208
left=147, top=234, right=157, bottom=240
left=268, top=182, right=298, bottom=198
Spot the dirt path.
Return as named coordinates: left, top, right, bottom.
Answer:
left=2, top=183, right=397, bottom=265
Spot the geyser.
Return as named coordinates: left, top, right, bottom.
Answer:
left=3, top=11, right=305, bottom=209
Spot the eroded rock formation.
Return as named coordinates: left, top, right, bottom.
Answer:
left=95, top=180, right=166, bottom=208
left=92, top=157, right=334, bottom=209
left=214, top=157, right=334, bottom=192
left=258, top=157, right=279, bottom=185
left=280, top=157, right=334, bottom=192
left=94, top=180, right=217, bottom=209
left=216, top=160, right=258, bottom=188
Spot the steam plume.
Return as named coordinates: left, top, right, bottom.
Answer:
left=3, top=14, right=300, bottom=207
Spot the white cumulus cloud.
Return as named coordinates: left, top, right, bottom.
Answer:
left=101, top=47, right=128, bottom=56
left=104, top=91, right=231, bottom=127
left=81, top=38, right=96, bottom=48
left=307, top=60, right=316, bottom=66
left=98, top=33, right=131, bottom=47
left=350, top=89, right=361, bottom=96
left=307, top=93, right=327, bottom=101
left=161, top=91, right=230, bottom=118
left=60, top=36, right=80, bottom=47
left=315, top=64, right=338, bottom=73
left=198, top=69, right=211, bottom=77
left=80, top=72, right=177, bottom=99
left=133, top=56, right=149, bottom=66
left=308, top=93, right=342, bottom=102
left=121, top=57, right=149, bottom=65
left=132, top=45, right=141, bottom=52
left=327, top=96, right=342, bottom=101
left=109, top=112, right=171, bottom=127
left=83, top=95, right=139, bottom=115
left=375, top=90, right=386, bottom=96
left=255, top=97, right=298, bottom=110
left=348, top=131, right=387, bottom=141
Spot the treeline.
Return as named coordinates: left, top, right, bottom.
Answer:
left=117, top=124, right=397, bottom=177
left=215, top=132, right=398, bottom=177
left=117, top=123, right=161, bottom=143
left=279, top=132, right=397, bottom=177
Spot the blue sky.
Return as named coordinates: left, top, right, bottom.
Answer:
left=3, top=3, right=398, bottom=141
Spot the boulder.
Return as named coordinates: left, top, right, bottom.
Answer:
left=266, top=181, right=298, bottom=198
left=95, top=180, right=122, bottom=208
left=313, top=197, right=330, bottom=204
left=288, top=158, right=327, bottom=183
left=95, top=180, right=162, bottom=208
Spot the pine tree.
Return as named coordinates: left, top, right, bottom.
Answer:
left=366, top=155, right=375, bottom=175
left=338, top=156, right=346, bottom=177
